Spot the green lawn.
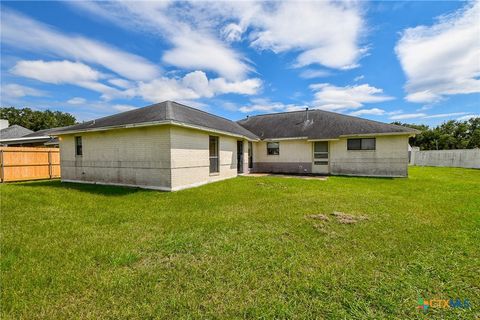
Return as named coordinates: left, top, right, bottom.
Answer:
left=1, top=167, right=479, bottom=319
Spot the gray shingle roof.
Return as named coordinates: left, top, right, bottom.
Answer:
left=0, top=125, right=33, bottom=139
left=22, top=127, right=65, bottom=138
left=237, top=109, right=418, bottom=139
left=53, top=101, right=259, bottom=140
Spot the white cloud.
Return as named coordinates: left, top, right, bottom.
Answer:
left=457, top=114, right=479, bottom=121
left=108, top=78, right=133, bottom=89
left=390, top=113, right=427, bottom=120
left=10, top=60, right=260, bottom=104
left=113, top=104, right=138, bottom=112
left=222, top=23, right=244, bottom=42
left=10, top=60, right=121, bottom=99
left=71, top=1, right=365, bottom=76
left=163, top=34, right=250, bottom=81
left=395, top=2, right=480, bottom=103
left=67, top=97, right=86, bottom=105
left=423, top=112, right=469, bottom=119
left=239, top=98, right=308, bottom=113
left=209, top=77, right=262, bottom=95
left=70, top=1, right=250, bottom=80
left=389, top=112, right=470, bottom=120
left=349, top=108, right=386, bottom=116
left=1, top=9, right=159, bottom=81
left=136, top=71, right=262, bottom=103
left=310, top=83, right=394, bottom=111
left=11, top=60, right=101, bottom=84
left=247, top=2, right=365, bottom=69
left=299, top=69, right=332, bottom=79
left=1, top=84, right=46, bottom=98
left=354, top=75, right=365, bottom=82
left=136, top=78, right=201, bottom=103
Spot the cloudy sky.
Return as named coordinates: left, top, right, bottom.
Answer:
left=1, top=1, right=479, bottom=124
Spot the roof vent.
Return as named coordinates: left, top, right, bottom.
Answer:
left=306, top=107, right=309, bottom=121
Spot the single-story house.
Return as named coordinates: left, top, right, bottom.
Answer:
left=0, top=121, right=60, bottom=147
left=0, top=122, right=33, bottom=145
left=52, top=101, right=417, bottom=191
left=0, top=129, right=60, bottom=147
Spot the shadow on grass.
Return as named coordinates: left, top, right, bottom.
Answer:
left=9, top=179, right=150, bottom=196
left=330, top=174, right=395, bottom=180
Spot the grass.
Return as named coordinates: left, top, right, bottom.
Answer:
left=1, top=167, right=479, bottom=319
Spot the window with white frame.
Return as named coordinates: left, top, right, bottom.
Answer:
left=75, top=136, right=83, bottom=156
left=347, top=138, right=376, bottom=150
left=209, top=136, right=219, bottom=173
left=267, top=142, right=279, bottom=155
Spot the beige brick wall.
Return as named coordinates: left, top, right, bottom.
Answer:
left=253, top=140, right=312, bottom=162
left=250, top=135, right=410, bottom=177
left=59, top=126, right=171, bottom=189
left=329, top=135, right=410, bottom=177
left=169, top=126, right=240, bottom=190
left=251, top=140, right=312, bottom=174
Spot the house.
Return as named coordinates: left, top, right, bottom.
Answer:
left=0, top=120, right=60, bottom=147
left=52, top=101, right=417, bottom=191
left=0, top=121, right=33, bottom=145
left=0, top=128, right=60, bottom=147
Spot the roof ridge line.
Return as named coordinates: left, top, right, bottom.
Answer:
left=238, top=108, right=412, bottom=131
left=168, top=100, right=245, bottom=125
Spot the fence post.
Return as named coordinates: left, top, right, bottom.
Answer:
left=0, top=149, right=3, bottom=183
left=48, top=150, right=52, bottom=179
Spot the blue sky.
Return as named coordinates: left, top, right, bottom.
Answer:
left=1, top=1, right=479, bottom=125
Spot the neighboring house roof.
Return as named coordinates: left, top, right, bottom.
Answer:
left=22, top=127, right=63, bottom=138
left=237, top=109, right=418, bottom=140
left=0, top=126, right=62, bottom=145
left=0, top=124, right=33, bottom=139
left=53, top=101, right=259, bottom=140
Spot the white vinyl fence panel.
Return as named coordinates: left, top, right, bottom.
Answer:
left=411, top=149, right=480, bottom=169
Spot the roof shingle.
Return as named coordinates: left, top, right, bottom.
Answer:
left=237, top=109, right=418, bottom=139
left=53, top=101, right=259, bottom=139
left=0, top=125, right=33, bottom=140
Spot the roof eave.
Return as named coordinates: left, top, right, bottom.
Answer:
left=339, top=131, right=418, bottom=138
left=0, top=136, right=51, bottom=143
left=52, top=120, right=259, bottom=141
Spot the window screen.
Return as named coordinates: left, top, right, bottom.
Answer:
left=313, top=142, right=329, bottom=163
left=209, top=136, right=219, bottom=173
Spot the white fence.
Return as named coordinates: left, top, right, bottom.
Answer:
left=411, top=149, right=480, bottom=169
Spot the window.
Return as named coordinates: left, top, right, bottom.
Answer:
left=75, top=136, right=82, bottom=156
left=267, top=142, right=279, bottom=155
left=248, top=142, right=253, bottom=169
left=209, top=136, right=219, bottom=173
left=347, top=138, right=376, bottom=150
left=313, top=141, right=328, bottom=165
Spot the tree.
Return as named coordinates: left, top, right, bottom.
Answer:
left=0, top=107, right=76, bottom=131
left=467, top=117, right=480, bottom=149
left=392, top=117, right=480, bottom=150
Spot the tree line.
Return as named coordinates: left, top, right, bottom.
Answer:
left=0, top=107, right=76, bottom=131
left=392, top=117, right=480, bottom=150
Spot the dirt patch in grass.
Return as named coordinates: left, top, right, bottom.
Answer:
left=306, top=211, right=368, bottom=230
left=306, top=214, right=330, bottom=221
left=331, top=211, right=369, bottom=224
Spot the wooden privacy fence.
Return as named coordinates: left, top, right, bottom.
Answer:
left=0, top=147, right=60, bottom=182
